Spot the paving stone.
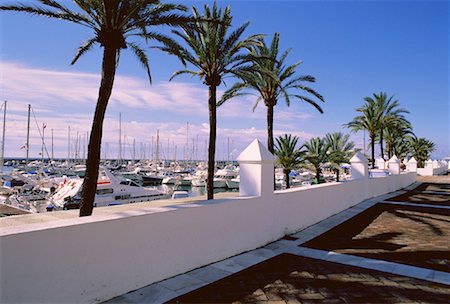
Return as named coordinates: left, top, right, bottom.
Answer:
left=107, top=180, right=450, bottom=304
left=187, top=265, right=232, bottom=283
left=166, top=254, right=450, bottom=303
left=303, top=201, right=450, bottom=273
left=158, top=274, right=205, bottom=292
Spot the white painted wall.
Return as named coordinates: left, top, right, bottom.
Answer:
left=0, top=172, right=416, bottom=304
left=417, top=160, right=448, bottom=176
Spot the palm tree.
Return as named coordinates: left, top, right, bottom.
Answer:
left=384, top=117, right=412, bottom=159
left=372, top=92, right=409, bottom=159
left=409, top=137, right=436, bottom=167
left=156, top=3, right=262, bottom=200
left=301, top=137, right=328, bottom=184
left=1, top=0, right=190, bottom=216
left=394, top=136, right=412, bottom=161
left=345, top=98, right=381, bottom=168
left=324, top=132, right=356, bottom=182
left=219, top=32, right=325, bottom=154
left=274, top=134, right=303, bottom=189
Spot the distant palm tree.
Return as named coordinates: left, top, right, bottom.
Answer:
left=274, top=134, right=303, bottom=189
left=156, top=2, right=262, bottom=199
left=1, top=0, right=189, bottom=216
left=324, top=132, right=356, bottom=182
left=345, top=98, right=381, bottom=168
left=394, top=136, right=413, bottom=161
left=219, top=33, right=325, bottom=154
left=384, top=117, right=413, bottom=159
left=372, top=92, right=409, bottom=159
left=301, top=137, right=328, bottom=184
left=409, top=137, right=436, bottom=167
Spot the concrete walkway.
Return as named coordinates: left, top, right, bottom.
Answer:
left=105, top=177, right=450, bottom=303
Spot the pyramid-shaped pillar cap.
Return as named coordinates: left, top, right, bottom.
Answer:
left=388, top=155, right=400, bottom=163
left=407, top=157, right=417, bottom=163
left=350, top=151, right=368, bottom=163
left=237, top=139, right=276, bottom=163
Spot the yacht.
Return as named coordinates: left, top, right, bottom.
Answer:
left=225, top=177, right=239, bottom=189
left=213, top=167, right=238, bottom=188
left=49, top=168, right=169, bottom=209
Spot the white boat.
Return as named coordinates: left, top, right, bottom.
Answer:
left=225, top=177, right=239, bottom=189
left=213, top=167, right=238, bottom=188
left=161, top=171, right=192, bottom=186
left=191, top=169, right=207, bottom=187
left=50, top=168, right=169, bottom=209
left=171, top=190, right=189, bottom=199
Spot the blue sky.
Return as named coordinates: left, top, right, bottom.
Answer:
left=0, top=0, right=449, bottom=160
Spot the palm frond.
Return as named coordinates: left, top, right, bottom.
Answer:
left=169, top=69, right=198, bottom=81
left=71, top=38, right=97, bottom=65
left=127, top=42, right=152, bottom=83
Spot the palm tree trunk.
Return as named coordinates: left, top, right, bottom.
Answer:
left=284, top=169, right=290, bottom=189
left=79, top=46, right=117, bottom=216
left=370, top=134, right=375, bottom=169
left=380, top=129, right=384, bottom=160
left=267, top=104, right=274, bottom=154
left=315, top=167, right=321, bottom=184
left=207, top=85, right=217, bottom=200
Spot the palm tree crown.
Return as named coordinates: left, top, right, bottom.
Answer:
left=345, top=97, right=381, bottom=168
left=372, top=92, right=409, bottom=159
left=274, top=134, right=303, bottom=189
left=409, top=137, right=436, bottom=167
left=301, top=137, right=328, bottom=184
left=1, top=0, right=190, bottom=216
left=219, top=32, right=325, bottom=154
left=156, top=2, right=262, bottom=199
left=324, top=132, right=356, bottom=181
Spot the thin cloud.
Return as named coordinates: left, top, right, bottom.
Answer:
left=1, top=61, right=327, bottom=159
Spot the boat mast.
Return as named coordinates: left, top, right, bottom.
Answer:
left=118, top=112, right=122, bottom=165
left=133, top=138, right=136, bottom=163
left=0, top=100, right=6, bottom=173
left=26, top=104, right=31, bottom=165
left=68, top=126, right=71, bottom=166
left=156, top=129, right=160, bottom=164
left=186, top=122, right=189, bottom=163
left=51, top=128, right=54, bottom=161
left=227, top=137, right=230, bottom=162
left=41, top=123, right=45, bottom=163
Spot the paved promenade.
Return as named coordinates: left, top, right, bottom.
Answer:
left=106, top=175, right=450, bottom=303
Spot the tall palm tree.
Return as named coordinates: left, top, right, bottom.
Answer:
left=219, top=33, right=325, bottom=154
left=384, top=117, right=413, bottom=159
left=345, top=98, right=381, bottom=168
left=371, top=92, right=409, bottom=159
left=324, top=132, right=356, bottom=182
left=1, top=0, right=189, bottom=216
left=301, top=137, right=328, bottom=184
left=409, top=137, right=436, bottom=167
left=274, top=134, right=303, bottom=189
left=155, top=2, right=262, bottom=199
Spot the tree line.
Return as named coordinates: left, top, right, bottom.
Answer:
left=274, top=92, right=436, bottom=188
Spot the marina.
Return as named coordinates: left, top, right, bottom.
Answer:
left=1, top=157, right=342, bottom=215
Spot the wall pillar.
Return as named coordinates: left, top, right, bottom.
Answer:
left=350, top=151, right=369, bottom=180
left=375, top=157, right=386, bottom=169
left=237, top=139, right=276, bottom=197
left=387, top=155, right=401, bottom=175
left=407, top=157, right=417, bottom=172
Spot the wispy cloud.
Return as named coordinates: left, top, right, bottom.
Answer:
left=1, top=61, right=324, bottom=159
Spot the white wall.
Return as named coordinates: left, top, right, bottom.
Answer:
left=0, top=172, right=416, bottom=304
